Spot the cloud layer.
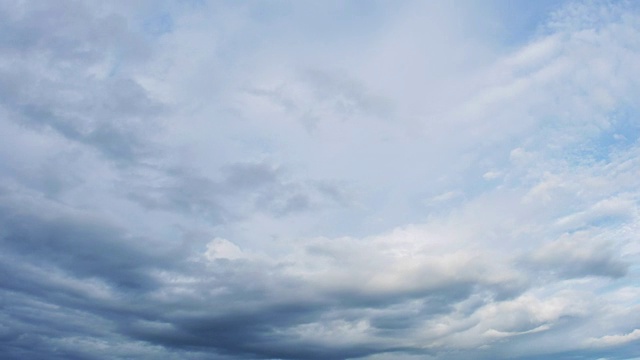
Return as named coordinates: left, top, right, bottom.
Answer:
left=1, top=1, right=640, bottom=359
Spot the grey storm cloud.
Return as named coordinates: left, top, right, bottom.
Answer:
left=0, top=178, right=531, bottom=359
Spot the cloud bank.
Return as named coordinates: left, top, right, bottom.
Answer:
left=1, top=1, right=640, bottom=359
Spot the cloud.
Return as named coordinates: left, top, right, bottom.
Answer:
left=204, top=238, right=245, bottom=260
left=588, top=329, right=640, bottom=348
left=124, top=160, right=349, bottom=223
left=0, top=189, right=171, bottom=292
left=0, top=1, right=159, bottom=164
left=527, top=231, right=628, bottom=278
left=1, top=1, right=640, bottom=360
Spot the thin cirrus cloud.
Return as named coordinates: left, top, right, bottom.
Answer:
left=1, top=1, right=640, bottom=359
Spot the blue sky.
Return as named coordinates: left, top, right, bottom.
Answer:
left=1, top=1, right=640, bottom=359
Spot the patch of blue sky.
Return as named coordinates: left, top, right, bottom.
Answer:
left=183, top=0, right=206, bottom=8
left=589, top=214, right=631, bottom=229
left=142, top=11, right=173, bottom=36
left=134, top=0, right=209, bottom=38
left=243, top=0, right=399, bottom=45
left=608, top=107, right=640, bottom=146
left=488, top=0, right=567, bottom=46
left=567, top=108, right=640, bottom=164
left=525, top=105, right=640, bottom=169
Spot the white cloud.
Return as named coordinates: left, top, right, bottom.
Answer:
left=588, top=329, right=640, bottom=347
left=204, top=238, right=245, bottom=261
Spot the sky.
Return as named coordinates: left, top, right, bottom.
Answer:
left=1, top=0, right=640, bottom=359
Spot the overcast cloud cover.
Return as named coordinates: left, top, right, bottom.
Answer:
left=1, top=0, right=640, bottom=359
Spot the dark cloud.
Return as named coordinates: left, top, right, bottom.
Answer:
left=126, top=161, right=350, bottom=222
left=0, top=0, right=159, bottom=164
left=525, top=232, right=629, bottom=279
left=125, top=166, right=231, bottom=222
left=0, top=192, right=524, bottom=360
left=0, top=202, right=170, bottom=291
left=0, top=198, right=633, bottom=360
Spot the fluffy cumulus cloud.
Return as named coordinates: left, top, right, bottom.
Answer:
left=1, top=0, right=640, bottom=359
